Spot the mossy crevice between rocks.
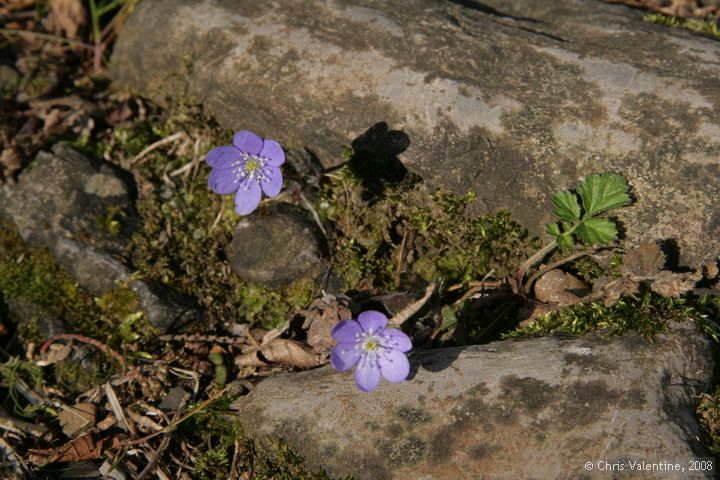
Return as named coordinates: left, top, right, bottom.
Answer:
left=319, top=149, right=537, bottom=291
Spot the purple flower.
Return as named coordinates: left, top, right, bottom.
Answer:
left=205, top=130, right=284, bottom=215
left=331, top=310, right=412, bottom=392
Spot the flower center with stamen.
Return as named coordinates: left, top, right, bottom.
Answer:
left=236, top=152, right=271, bottom=190
left=363, top=337, right=379, bottom=352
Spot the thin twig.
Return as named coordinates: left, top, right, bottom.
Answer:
left=389, top=283, right=435, bottom=326
left=0, top=414, right=49, bottom=438
left=169, top=138, right=202, bottom=177
left=0, top=28, right=92, bottom=48
left=299, top=191, right=327, bottom=238
left=394, top=226, right=410, bottom=288
left=40, top=333, right=128, bottom=371
left=128, top=387, right=229, bottom=446
left=128, top=132, right=187, bottom=167
left=229, top=437, right=242, bottom=480
left=136, top=394, right=189, bottom=480
left=457, top=282, right=501, bottom=304
left=208, top=208, right=223, bottom=234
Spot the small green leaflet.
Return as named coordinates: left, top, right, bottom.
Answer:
left=557, top=234, right=574, bottom=251
left=546, top=222, right=561, bottom=237
left=577, top=173, right=630, bottom=217
left=575, top=218, right=618, bottom=245
left=552, top=191, right=581, bottom=221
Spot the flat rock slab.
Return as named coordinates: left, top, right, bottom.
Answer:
left=0, top=144, right=199, bottom=333
left=111, top=0, right=720, bottom=265
left=232, top=324, right=714, bottom=479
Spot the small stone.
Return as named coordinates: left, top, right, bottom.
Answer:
left=230, top=204, right=326, bottom=288
left=158, top=386, right=190, bottom=411
left=232, top=322, right=715, bottom=479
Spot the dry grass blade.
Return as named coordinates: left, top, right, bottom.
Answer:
left=128, top=131, right=189, bottom=167
left=105, top=383, right=135, bottom=435
left=389, top=282, right=435, bottom=326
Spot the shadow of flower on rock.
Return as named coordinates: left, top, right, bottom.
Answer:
left=349, top=122, right=411, bottom=203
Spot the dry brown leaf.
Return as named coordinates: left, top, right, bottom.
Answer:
left=28, top=433, right=103, bottom=464
left=303, top=296, right=352, bottom=355
left=58, top=403, right=95, bottom=437
left=534, top=269, right=589, bottom=306
left=35, top=342, right=72, bottom=366
left=650, top=270, right=700, bottom=298
left=261, top=339, right=324, bottom=368
left=234, top=351, right=269, bottom=368
left=47, top=0, right=86, bottom=39
left=623, top=243, right=665, bottom=278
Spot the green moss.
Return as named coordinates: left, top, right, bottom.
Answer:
left=52, top=360, right=104, bottom=396
left=504, top=291, right=709, bottom=338
left=0, top=217, right=156, bottom=345
left=181, top=397, right=337, bottom=480
left=0, top=217, right=97, bottom=335
left=644, top=13, right=720, bottom=38
left=698, top=386, right=720, bottom=456
left=320, top=161, right=536, bottom=290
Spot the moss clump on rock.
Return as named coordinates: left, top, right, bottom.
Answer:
left=0, top=216, right=156, bottom=344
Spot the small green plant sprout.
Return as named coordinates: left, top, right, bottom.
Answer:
left=513, top=173, right=631, bottom=293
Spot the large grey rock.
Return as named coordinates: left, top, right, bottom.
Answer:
left=110, top=0, right=720, bottom=265
left=0, top=144, right=199, bottom=333
left=230, top=203, right=327, bottom=288
left=232, top=323, right=715, bottom=480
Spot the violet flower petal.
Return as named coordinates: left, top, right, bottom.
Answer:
left=208, top=167, right=241, bottom=194
left=260, top=168, right=283, bottom=198
left=331, top=342, right=361, bottom=371
left=332, top=320, right=362, bottom=343
left=234, top=181, right=262, bottom=215
left=233, top=130, right=263, bottom=155
left=355, top=359, right=381, bottom=392
left=379, top=349, right=410, bottom=383
left=380, top=328, right=412, bottom=353
left=206, top=145, right=243, bottom=169
left=258, top=139, right=285, bottom=166
left=358, top=310, right=388, bottom=334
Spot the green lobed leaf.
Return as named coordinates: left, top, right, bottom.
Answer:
left=557, top=234, right=574, bottom=251
left=577, top=173, right=630, bottom=217
left=576, top=218, right=618, bottom=245
left=546, top=222, right=561, bottom=237
left=551, top=191, right=581, bottom=221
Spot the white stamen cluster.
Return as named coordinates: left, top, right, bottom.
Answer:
left=347, top=327, right=401, bottom=371
left=234, top=152, right=271, bottom=190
